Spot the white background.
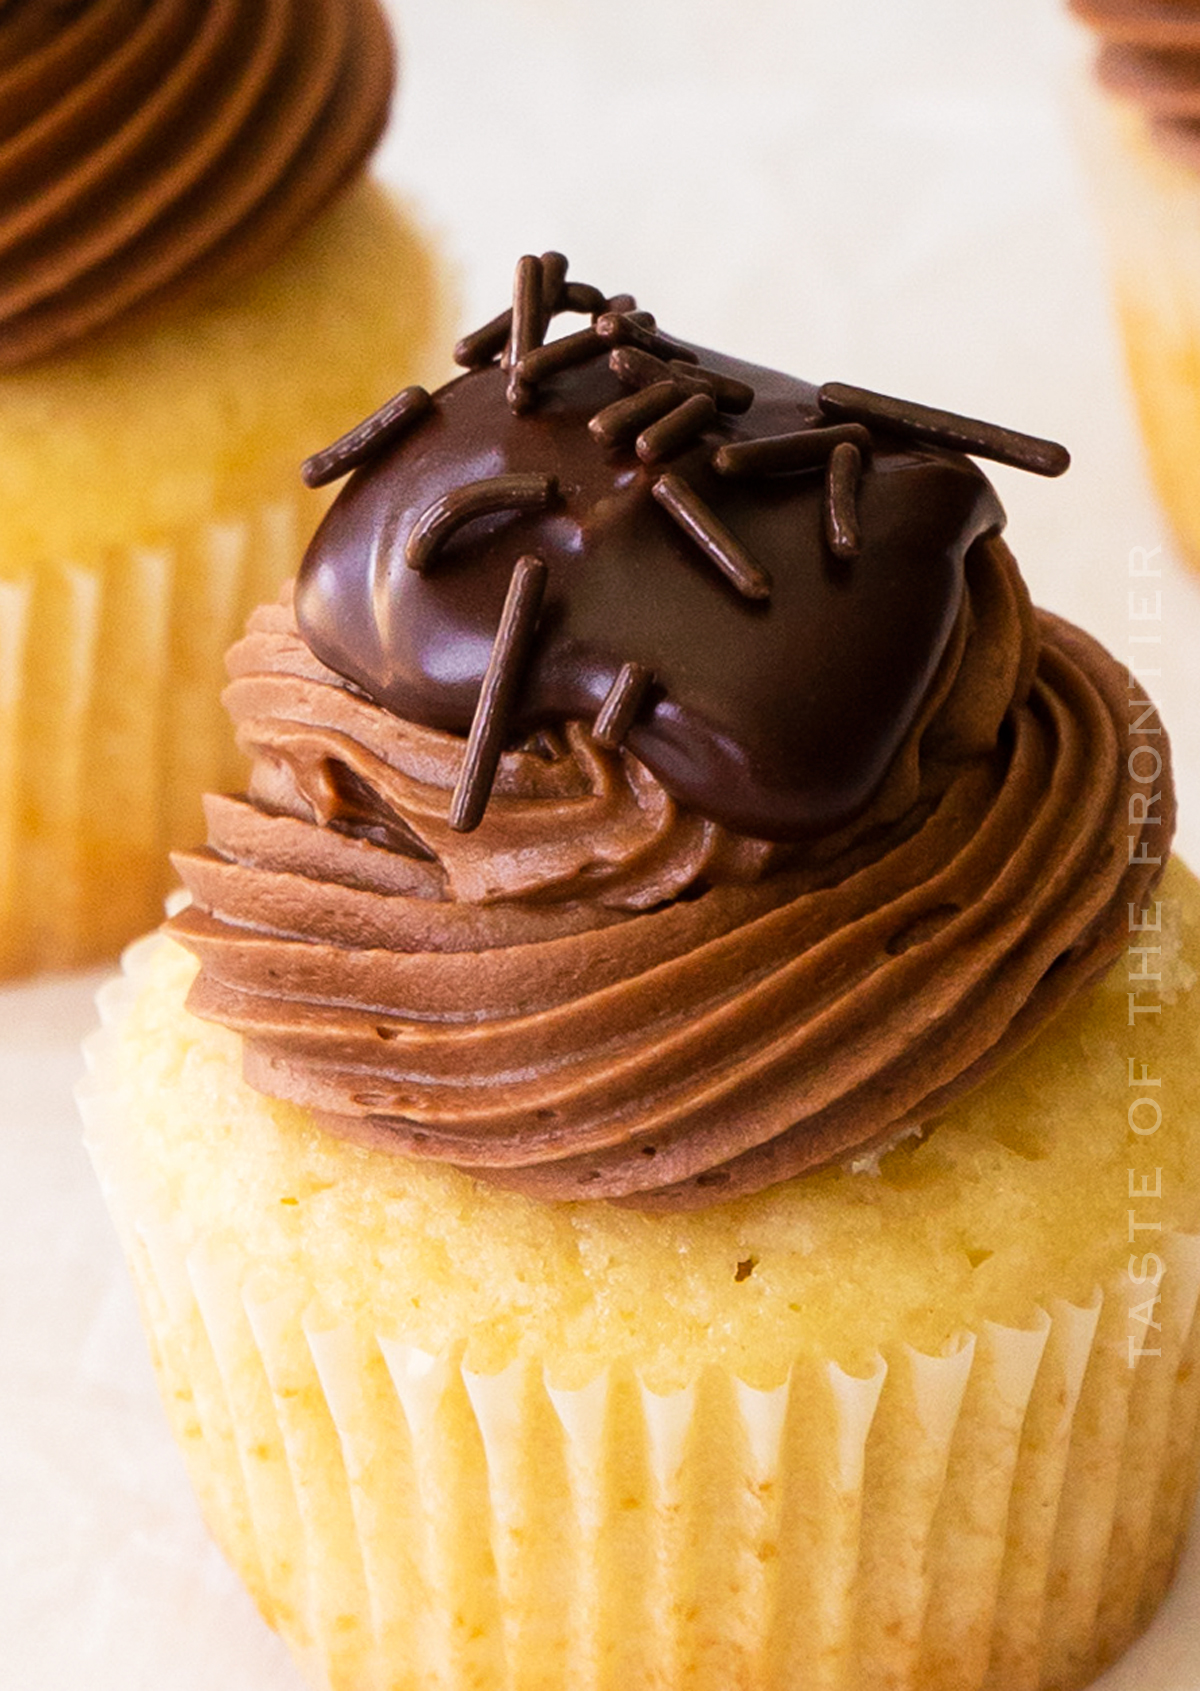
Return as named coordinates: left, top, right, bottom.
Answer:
left=4, top=2, right=1200, bottom=1685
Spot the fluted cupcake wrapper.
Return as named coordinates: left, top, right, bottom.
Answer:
left=1079, top=90, right=1200, bottom=576
left=81, top=941, right=1200, bottom=1691
left=0, top=495, right=314, bottom=976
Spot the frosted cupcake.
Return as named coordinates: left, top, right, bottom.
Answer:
left=0, top=0, right=447, bottom=976
left=1070, top=0, right=1200, bottom=574
left=83, top=256, right=1200, bottom=1691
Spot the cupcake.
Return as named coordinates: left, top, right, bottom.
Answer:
left=1070, top=0, right=1200, bottom=574
left=82, top=256, right=1200, bottom=1691
left=0, top=0, right=448, bottom=977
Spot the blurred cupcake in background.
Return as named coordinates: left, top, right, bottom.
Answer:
left=0, top=0, right=449, bottom=978
left=1070, top=0, right=1200, bottom=574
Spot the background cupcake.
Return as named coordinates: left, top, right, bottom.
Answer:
left=1069, top=0, right=1200, bottom=580
left=83, top=261, right=1200, bottom=1691
left=0, top=0, right=448, bottom=978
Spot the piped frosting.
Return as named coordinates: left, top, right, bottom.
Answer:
left=0, top=0, right=394, bottom=369
left=167, top=259, right=1175, bottom=1208
left=1071, top=0, right=1200, bottom=167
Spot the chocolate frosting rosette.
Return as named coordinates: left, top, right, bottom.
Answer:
left=170, top=255, right=1164, bottom=1209
left=83, top=257, right=1200, bottom=1691
left=0, top=0, right=393, bottom=368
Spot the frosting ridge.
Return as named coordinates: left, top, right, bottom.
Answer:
left=0, top=0, right=394, bottom=368
left=1071, top=0, right=1200, bottom=166
left=166, top=262, right=1170, bottom=1207
left=169, top=545, right=1171, bottom=1208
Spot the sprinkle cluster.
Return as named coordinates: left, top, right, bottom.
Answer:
left=301, top=254, right=1069, bottom=834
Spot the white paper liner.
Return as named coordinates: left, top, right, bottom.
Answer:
left=82, top=953, right=1200, bottom=1691
left=0, top=493, right=311, bottom=977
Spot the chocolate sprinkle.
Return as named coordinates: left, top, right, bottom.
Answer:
left=562, top=280, right=608, bottom=316
left=453, top=308, right=511, bottom=370
left=516, top=326, right=605, bottom=386
left=538, top=250, right=569, bottom=320
left=505, top=255, right=544, bottom=367
left=606, top=344, right=749, bottom=415
left=609, top=344, right=674, bottom=391
left=818, top=382, right=1071, bottom=478
left=824, top=440, right=862, bottom=561
left=713, top=423, right=871, bottom=479
left=454, top=258, right=599, bottom=373
left=637, top=392, right=718, bottom=465
left=505, top=255, right=545, bottom=411
left=589, top=380, right=685, bottom=449
left=595, top=311, right=699, bottom=366
left=652, top=472, right=772, bottom=601
left=405, top=473, right=558, bottom=573
left=301, top=386, right=433, bottom=489
left=449, top=554, right=548, bottom=832
left=593, top=661, right=653, bottom=750
left=669, top=360, right=755, bottom=414
left=603, top=292, right=638, bottom=315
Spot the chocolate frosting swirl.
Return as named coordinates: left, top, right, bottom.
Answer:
left=1071, top=0, right=1200, bottom=168
left=168, top=550, right=1171, bottom=1209
left=0, top=0, right=394, bottom=369
left=166, top=289, right=1174, bottom=1207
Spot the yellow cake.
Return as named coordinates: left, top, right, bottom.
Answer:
left=84, top=862, right=1200, bottom=1691
left=83, top=257, right=1200, bottom=1691
left=0, top=0, right=449, bottom=976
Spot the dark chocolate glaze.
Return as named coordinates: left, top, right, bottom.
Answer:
left=295, top=345, right=1005, bottom=841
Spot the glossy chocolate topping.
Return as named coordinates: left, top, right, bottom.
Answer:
left=169, top=259, right=1173, bottom=1208
left=295, top=347, right=1006, bottom=841
left=1071, top=0, right=1200, bottom=168
left=0, top=0, right=394, bottom=369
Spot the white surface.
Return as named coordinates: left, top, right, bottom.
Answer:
left=4, top=1, right=1200, bottom=1685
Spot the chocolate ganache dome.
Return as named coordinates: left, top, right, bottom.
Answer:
left=168, top=254, right=1172, bottom=1209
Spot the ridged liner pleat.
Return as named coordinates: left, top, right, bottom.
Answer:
left=0, top=495, right=303, bottom=975
left=82, top=949, right=1200, bottom=1691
